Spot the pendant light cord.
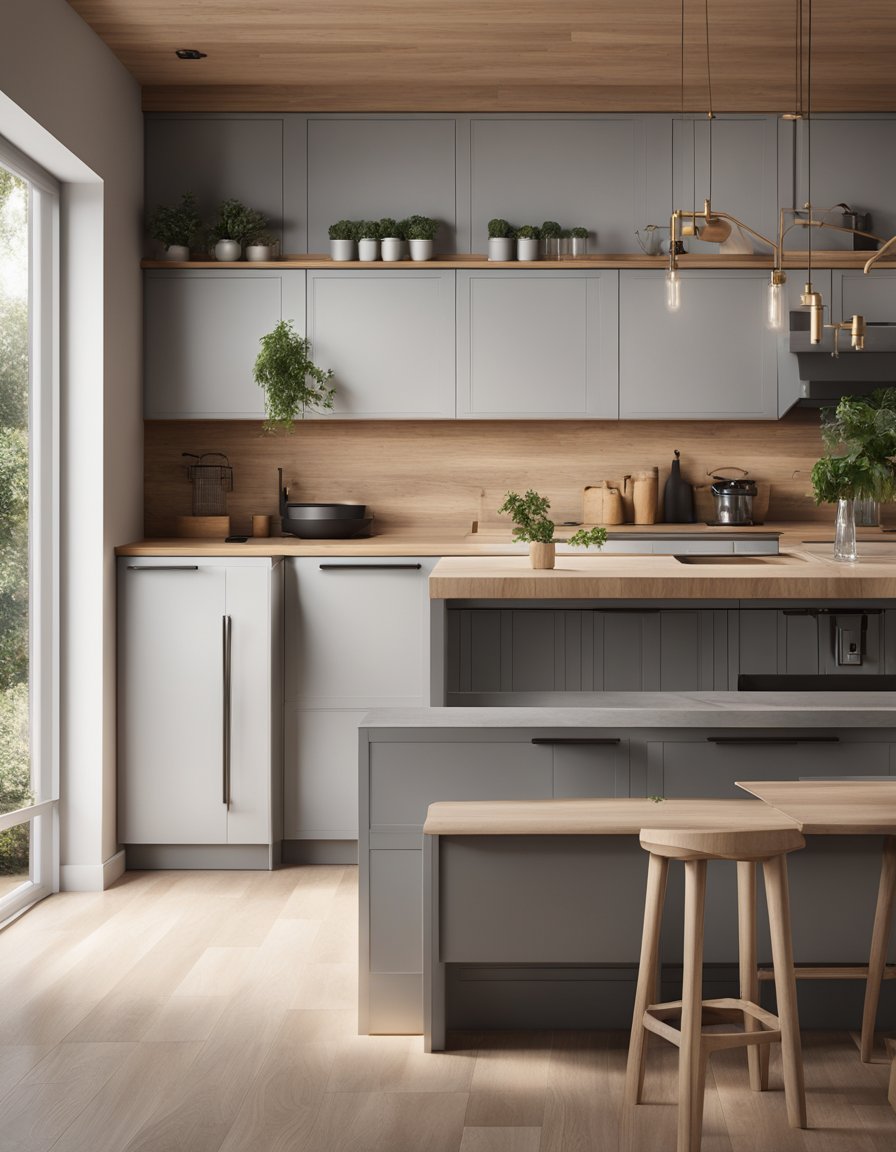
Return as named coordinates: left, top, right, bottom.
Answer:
left=705, top=0, right=713, bottom=201
left=806, top=0, right=812, bottom=280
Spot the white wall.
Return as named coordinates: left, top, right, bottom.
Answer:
left=0, top=0, right=143, bottom=888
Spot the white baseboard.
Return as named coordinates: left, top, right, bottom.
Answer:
left=59, top=849, right=126, bottom=892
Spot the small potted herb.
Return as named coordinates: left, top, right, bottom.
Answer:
left=253, top=319, right=335, bottom=432
left=487, top=218, right=515, bottom=262
left=245, top=229, right=278, bottom=262
left=380, top=217, right=406, bottom=262
left=147, top=192, right=202, bottom=261
left=570, top=226, right=589, bottom=259
left=405, top=215, right=439, bottom=261
left=328, top=219, right=358, bottom=261
left=209, top=199, right=268, bottom=261
left=357, top=220, right=382, bottom=262
left=541, top=220, right=562, bottom=259
left=499, top=489, right=607, bottom=570
left=515, top=225, right=541, bottom=261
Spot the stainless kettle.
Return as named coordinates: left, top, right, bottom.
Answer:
left=710, top=472, right=757, bottom=525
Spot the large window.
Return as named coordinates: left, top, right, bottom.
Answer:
left=0, top=141, right=58, bottom=921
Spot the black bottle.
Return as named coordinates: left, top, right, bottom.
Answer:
left=663, top=449, right=695, bottom=523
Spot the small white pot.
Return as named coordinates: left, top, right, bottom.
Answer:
left=381, top=237, right=404, bottom=261
left=245, top=244, right=273, bottom=262
left=163, top=244, right=190, bottom=262
left=517, top=237, right=539, bottom=261
left=214, top=239, right=242, bottom=261
left=487, top=237, right=514, bottom=261
left=569, top=236, right=589, bottom=259
left=329, top=238, right=355, bottom=261
left=409, top=238, right=433, bottom=262
left=358, top=238, right=380, bottom=261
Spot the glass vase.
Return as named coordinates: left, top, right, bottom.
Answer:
left=833, top=498, right=858, bottom=562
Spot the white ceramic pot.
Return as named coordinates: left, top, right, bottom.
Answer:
left=358, top=238, right=380, bottom=261
left=163, top=244, right=190, bottom=262
left=245, top=244, right=273, bottom=262
left=329, top=239, right=355, bottom=261
left=381, top=237, right=404, bottom=261
left=214, top=239, right=242, bottom=261
left=409, top=238, right=433, bottom=262
left=517, top=237, right=539, bottom=261
left=487, top=237, right=514, bottom=261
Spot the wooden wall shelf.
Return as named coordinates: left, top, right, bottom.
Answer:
left=142, top=251, right=896, bottom=272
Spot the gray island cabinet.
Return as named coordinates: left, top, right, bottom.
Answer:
left=359, top=701, right=896, bottom=1036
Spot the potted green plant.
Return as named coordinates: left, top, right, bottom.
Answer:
left=209, top=199, right=269, bottom=261
left=245, top=229, right=278, bottom=262
left=499, top=489, right=607, bottom=569
left=570, top=226, right=589, bottom=259
left=379, top=217, right=407, bottom=262
left=487, top=218, right=515, bottom=262
left=357, top=220, right=382, bottom=262
left=328, top=219, right=358, bottom=261
left=147, top=191, right=202, bottom=261
left=405, top=215, right=439, bottom=261
left=541, top=220, right=562, bottom=259
left=515, top=224, right=541, bottom=262
left=253, top=319, right=335, bottom=432
left=810, top=388, right=896, bottom=561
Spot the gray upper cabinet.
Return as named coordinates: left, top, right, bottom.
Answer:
left=469, top=116, right=666, bottom=254
left=834, top=268, right=896, bottom=322
left=144, top=116, right=287, bottom=256
left=456, top=270, right=619, bottom=419
left=793, top=117, right=896, bottom=251
left=306, top=269, right=455, bottom=418
left=144, top=269, right=305, bottom=418
left=306, top=117, right=458, bottom=253
left=619, top=270, right=778, bottom=419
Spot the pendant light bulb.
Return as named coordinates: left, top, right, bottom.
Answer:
left=665, top=268, right=681, bottom=313
left=767, top=270, right=786, bottom=330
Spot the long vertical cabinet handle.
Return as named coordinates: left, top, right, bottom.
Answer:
left=222, top=614, right=232, bottom=807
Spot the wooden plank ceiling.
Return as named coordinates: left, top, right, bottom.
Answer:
left=65, top=1, right=896, bottom=113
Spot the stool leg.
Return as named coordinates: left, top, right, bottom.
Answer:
left=861, top=835, right=896, bottom=1063
left=737, top=860, right=768, bottom=1092
left=763, top=853, right=807, bottom=1130
left=679, top=858, right=708, bottom=1152
left=623, top=854, right=668, bottom=1118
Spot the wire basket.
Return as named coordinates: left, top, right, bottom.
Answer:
left=183, top=452, right=234, bottom=516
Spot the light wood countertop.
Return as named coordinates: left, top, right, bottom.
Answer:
left=736, top=779, right=896, bottom=835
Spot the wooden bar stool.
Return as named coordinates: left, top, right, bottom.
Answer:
left=622, top=826, right=808, bottom=1152
left=861, top=835, right=896, bottom=1061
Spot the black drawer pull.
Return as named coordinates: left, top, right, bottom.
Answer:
left=318, top=563, right=423, bottom=571
left=126, top=565, right=199, bottom=571
left=531, top=737, right=621, bottom=746
left=706, top=736, right=840, bottom=745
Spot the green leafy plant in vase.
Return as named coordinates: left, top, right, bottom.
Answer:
left=253, top=319, right=335, bottom=432
left=147, top=191, right=202, bottom=260
left=209, top=198, right=269, bottom=261
left=499, top=489, right=607, bottom=569
left=810, top=388, right=896, bottom=561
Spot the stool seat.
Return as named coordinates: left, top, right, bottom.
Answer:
left=622, top=823, right=808, bottom=1152
left=639, top=825, right=805, bottom=862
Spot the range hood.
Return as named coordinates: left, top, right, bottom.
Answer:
left=790, top=311, right=896, bottom=405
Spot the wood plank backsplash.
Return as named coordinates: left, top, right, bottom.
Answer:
left=144, top=411, right=831, bottom=538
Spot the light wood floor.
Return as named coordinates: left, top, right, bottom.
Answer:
left=0, top=866, right=894, bottom=1151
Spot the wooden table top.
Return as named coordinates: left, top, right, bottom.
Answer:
left=736, top=779, right=896, bottom=835
left=422, top=797, right=798, bottom=836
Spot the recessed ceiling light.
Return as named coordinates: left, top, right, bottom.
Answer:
left=175, top=49, right=207, bottom=60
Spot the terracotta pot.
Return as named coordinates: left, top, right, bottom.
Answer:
left=529, top=541, right=556, bottom=570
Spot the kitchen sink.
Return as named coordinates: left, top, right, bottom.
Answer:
left=674, top=553, right=806, bottom=565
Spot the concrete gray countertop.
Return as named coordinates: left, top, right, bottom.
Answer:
left=361, top=693, right=896, bottom=729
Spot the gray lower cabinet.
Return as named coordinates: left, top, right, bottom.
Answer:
left=446, top=606, right=723, bottom=698
left=284, top=558, right=436, bottom=844
left=737, top=606, right=894, bottom=680
left=144, top=269, right=305, bottom=418
left=306, top=270, right=455, bottom=418
left=117, top=557, right=282, bottom=868
left=456, top=269, right=619, bottom=419
left=618, top=270, right=779, bottom=419
left=360, top=723, right=896, bottom=1034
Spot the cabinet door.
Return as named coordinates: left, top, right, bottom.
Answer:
left=286, top=558, right=435, bottom=708
left=457, top=270, right=619, bottom=418
left=738, top=608, right=820, bottom=677
left=834, top=268, right=896, bottom=323
left=284, top=707, right=367, bottom=839
left=144, top=270, right=305, bottom=418
left=118, top=562, right=227, bottom=843
left=306, top=270, right=455, bottom=418
left=619, top=270, right=778, bottom=418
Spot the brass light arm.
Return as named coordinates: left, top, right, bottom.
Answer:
left=864, top=232, right=896, bottom=274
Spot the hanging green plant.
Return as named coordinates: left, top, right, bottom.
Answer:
left=253, top=320, right=335, bottom=432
